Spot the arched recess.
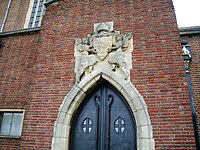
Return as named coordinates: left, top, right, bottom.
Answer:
left=51, top=67, right=155, bottom=150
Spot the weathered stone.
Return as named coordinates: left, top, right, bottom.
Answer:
left=74, top=22, right=133, bottom=83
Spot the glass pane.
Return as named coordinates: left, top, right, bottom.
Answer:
left=37, top=12, right=41, bottom=17
left=43, top=7, right=46, bottom=16
left=33, top=3, right=37, bottom=8
left=89, top=120, right=92, bottom=125
left=39, top=3, right=43, bottom=7
left=83, top=120, right=87, bottom=125
left=29, top=22, right=33, bottom=28
left=35, top=21, right=39, bottom=27
left=10, top=113, right=23, bottom=137
left=121, top=119, right=125, bottom=124
left=121, top=127, right=125, bottom=133
left=31, top=13, right=35, bottom=18
left=32, top=7, right=36, bottom=13
left=38, top=7, right=42, bottom=12
left=115, top=127, right=119, bottom=133
left=88, top=127, right=92, bottom=133
left=115, top=119, right=119, bottom=124
left=82, top=118, right=93, bottom=134
left=0, top=113, right=3, bottom=124
left=0, top=113, right=12, bottom=136
left=30, top=17, right=34, bottom=22
left=36, top=16, right=40, bottom=21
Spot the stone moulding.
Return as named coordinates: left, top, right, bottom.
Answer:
left=0, top=27, right=41, bottom=37
left=51, top=67, right=155, bottom=150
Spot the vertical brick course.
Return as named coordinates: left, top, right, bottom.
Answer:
left=0, top=0, right=197, bottom=149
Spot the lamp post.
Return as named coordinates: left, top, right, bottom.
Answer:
left=181, top=41, right=200, bottom=150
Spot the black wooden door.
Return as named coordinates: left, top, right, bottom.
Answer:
left=70, top=84, right=136, bottom=150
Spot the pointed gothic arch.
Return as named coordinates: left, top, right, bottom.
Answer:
left=51, top=68, right=155, bottom=150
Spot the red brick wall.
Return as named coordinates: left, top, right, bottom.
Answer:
left=0, top=0, right=9, bottom=31
left=0, top=32, right=41, bottom=149
left=0, top=0, right=196, bottom=149
left=0, top=0, right=30, bottom=32
left=180, top=33, right=200, bottom=144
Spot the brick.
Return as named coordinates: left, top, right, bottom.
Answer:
left=0, top=0, right=197, bottom=149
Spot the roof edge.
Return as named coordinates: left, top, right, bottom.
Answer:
left=44, top=0, right=59, bottom=7
left=179, top=26, right=200, bottom=36
left=0, top=27, right=40, bottom=37
left=0, top=26, right=200, bottom=37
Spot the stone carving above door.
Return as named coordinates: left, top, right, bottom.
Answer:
left=74, top=21, right=133, bottom=83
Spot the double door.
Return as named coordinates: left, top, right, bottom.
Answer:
left=70, top=84, right=136, bottom=150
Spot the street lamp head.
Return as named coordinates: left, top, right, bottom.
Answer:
left=181, top=41, right=192, bottom=73
left=181, top=41, right=192, bottom=62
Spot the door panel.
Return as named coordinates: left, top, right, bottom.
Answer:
left=70, top=89, right=99, bottom=150
left=70, top=84, right=136, bottom=150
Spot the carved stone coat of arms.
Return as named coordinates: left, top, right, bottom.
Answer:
left=74, top=22, right=133, bottom=83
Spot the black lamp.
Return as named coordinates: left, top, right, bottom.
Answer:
left=181, top=41, right=192, bottom=72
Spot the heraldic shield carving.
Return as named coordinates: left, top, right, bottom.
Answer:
left=74, top=22, right=133, bottom=83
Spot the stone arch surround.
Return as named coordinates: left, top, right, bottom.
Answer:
left=51, top=67, right=155, bottom=150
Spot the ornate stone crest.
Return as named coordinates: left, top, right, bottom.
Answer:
left=74, top=22, right=133, bottom=83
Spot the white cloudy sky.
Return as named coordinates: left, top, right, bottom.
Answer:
left=173, top=0, right=200, bottom=27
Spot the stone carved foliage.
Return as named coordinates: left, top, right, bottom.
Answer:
left=74, top=22, right=133, bottom=83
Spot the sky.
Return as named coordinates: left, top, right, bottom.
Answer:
left=172, top=0, right=200, bottom=27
